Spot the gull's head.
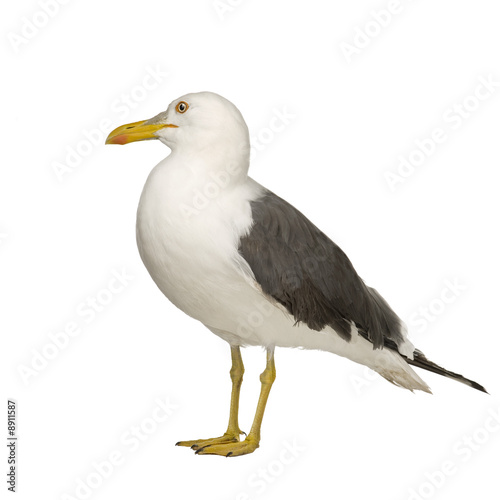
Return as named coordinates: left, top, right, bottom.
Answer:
left=106, top=91, right=250, bottom=164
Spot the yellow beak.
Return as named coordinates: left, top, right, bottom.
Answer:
left=105, top=120, right=178, bottom=145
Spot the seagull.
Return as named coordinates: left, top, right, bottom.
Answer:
left=106, top=91, right=487, bottom=457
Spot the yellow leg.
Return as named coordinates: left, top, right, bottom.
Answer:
left=196, top=347, right=276, bottom=457
left=176, top=345, right=246, bottom=449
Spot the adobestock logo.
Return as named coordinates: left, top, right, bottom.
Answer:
left=384, top=74, right=499, bottom=191
left=60, top=396, right=178, bottom=500
left=51, top=65, right=170, bottom=183
left=229, top=438, right=306, bottom=499
left=250, top=106, right=296, bottom=162
left=17, top=268, right=134, bottom=385
left=8, top=0, right=72, bottom=54
left=339, top=0, right=416, bottom=64
left=406, top=407, right=500, bottom=500
left=212, top=0, right=245, bottom=21
left=408, top=278, right=466, bottom=335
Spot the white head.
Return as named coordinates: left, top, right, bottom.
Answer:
left=106, top=91, right=251, bottom=176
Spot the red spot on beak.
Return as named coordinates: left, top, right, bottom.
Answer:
left=107, top=134, right=129, bottom=145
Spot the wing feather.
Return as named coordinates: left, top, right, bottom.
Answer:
left=238, top=190, right=404, bottom=349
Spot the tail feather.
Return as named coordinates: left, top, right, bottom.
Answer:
left=406, top=349, right=488, bottom=394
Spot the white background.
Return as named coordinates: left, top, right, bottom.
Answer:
left=2, top=1, right=500, bottom=499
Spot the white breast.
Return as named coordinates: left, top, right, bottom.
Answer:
left=136, top=156, right=264, bottom=333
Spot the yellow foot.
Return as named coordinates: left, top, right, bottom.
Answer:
left=175, top=431, right=243, bottom=450
left=195, top=437, right=259, bottom=457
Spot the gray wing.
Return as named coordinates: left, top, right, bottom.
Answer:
left=238, top=189, right=404, bottom=349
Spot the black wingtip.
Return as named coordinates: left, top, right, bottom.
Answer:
left=469, top=379, right=489, bottom=394
left=405, top=350, right=488, bottom=394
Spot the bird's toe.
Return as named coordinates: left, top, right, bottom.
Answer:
left=175, top=432, right=242, bottom=450
left=194, top=437, right=259, bottom=457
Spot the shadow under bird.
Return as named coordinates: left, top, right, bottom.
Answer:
left=106, top=91, right=487, bottom=457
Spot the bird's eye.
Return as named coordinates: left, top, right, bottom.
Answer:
left=176, top=101, right=189, bottom=113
